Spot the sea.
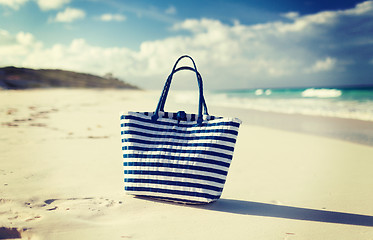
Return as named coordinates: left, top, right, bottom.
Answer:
left=200, top=87, right=373, bottom=122
left=170, top=87, right=373, bottom=145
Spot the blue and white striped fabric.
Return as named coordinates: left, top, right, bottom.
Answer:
left=120, top=111, right=241, bottom=204
left=120, top=55, right=241, bottom=204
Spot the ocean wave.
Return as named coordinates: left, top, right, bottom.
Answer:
left=255, top=89, right=272, bottom=96
left=169, top=90, right=373, bottom=122
left=301, top=88, right=342, bottom=98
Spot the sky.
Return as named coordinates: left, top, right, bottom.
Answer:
left=0, top=0, right=373, bottom=90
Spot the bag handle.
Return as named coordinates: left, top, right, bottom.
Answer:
left=152, top=55, right=208, bottom=125
left=159, top=56, right=204, bottom=113
left=159, top=66, right=208, bottom=115
left=153, top=56, right=207, bottom=124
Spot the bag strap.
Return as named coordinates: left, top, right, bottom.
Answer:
left=152, top=55, right=208, bottom=125
left=159, top=56, right=204, bottom=113
left=159, top=66, right=208, bottom=115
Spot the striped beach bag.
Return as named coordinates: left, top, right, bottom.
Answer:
left=120, top=55, right=242, bottom=204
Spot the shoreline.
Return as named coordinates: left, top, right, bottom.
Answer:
left=2, top=88, right=372, bottom=146
left=208, top=105, right=373, bottom=147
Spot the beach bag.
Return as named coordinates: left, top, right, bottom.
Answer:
left=120, top=55, right=242, bottom=204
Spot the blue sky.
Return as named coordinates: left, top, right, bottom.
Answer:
left=1, top=0, right=373, bottom=89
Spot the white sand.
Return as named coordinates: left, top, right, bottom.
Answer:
left=1, top=89, right=373, bottom=239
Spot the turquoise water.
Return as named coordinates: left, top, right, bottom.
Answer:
left=204, top=88, right=373, bottom=122
left=216, top=88, right=373, bottom=101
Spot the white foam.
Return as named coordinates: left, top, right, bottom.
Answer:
left=170, top=90, right=373, bottom=122
left=301, top=88, right=342, bottom=98
left=255, top=89, right=263, bottom=96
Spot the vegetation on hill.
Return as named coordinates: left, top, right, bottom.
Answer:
left=0, top=66, right=139, bottom=89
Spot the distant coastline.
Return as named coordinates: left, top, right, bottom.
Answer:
left=0, top=66, right=139, bottom=90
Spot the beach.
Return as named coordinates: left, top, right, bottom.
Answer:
left=1, top=89, right=373, bottom=239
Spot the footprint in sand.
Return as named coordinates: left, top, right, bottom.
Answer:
left=25, top=215, right=41, bottom=222
left=40, top=197, right=122, bottom=214
left=1, top=197, right=124, bottom=239
left=2, top=197, right=123, bottom=227
left=2, top=106, right=59, bottom=128
left=0, top=169, right=14, bottom=176
left=0, top=199, right=43, bottom=227
left=6, top=108, right=18, bottom=115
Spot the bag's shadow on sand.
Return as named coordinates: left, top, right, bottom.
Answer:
left=194, top=199, right=373, bottom=227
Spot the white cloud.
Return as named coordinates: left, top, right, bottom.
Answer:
left=275, top=1, right=373, bottom=34
left=282, top=11, right=299, bottom=19
left=0, top=0, right=71, bottom=11
left=274, top=11, right=338, bottom=33
left=0, top=29, right=13, bottom=44
left=0, top=0, right=28, bottom=10
left=1, top=1, right=373, bottom=89
left=345, top=0, right=373, bottom=15
left=0, top=30, right=42, bottom=65
left=0, top=30, right=42, bottom=48
left=37, top=0, right=70, bottom=11
left=99, top=13, right=126, bottom=22
left=306, top=57, right=337, bottom=73
left=102, top=2, right=176, bottom=23
left=16, top=31, right=35, bottom=45
left=165, top=6, right=176, bottom=15
left=54, top=7, right=85, bottom=23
